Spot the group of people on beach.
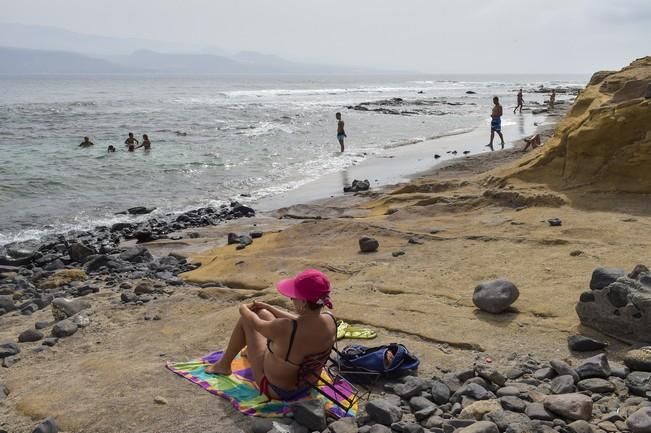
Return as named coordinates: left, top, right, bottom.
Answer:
left=79, top=132, right=152, bottom=152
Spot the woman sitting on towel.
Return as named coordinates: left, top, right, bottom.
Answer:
left=206, top=269, right=337, bottom=400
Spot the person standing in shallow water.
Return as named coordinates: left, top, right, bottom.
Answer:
left=136, top=134, right=151, bottom=150
left=336, top=112, right=346, bottom=152
left=79, top=136, right=94, bottom=147
left=124, top=132, right=138, bottom=152
left=487, top=96, right=505, bottom=151
left=514, top=88, right=524, bottom=114
left=549, top=89, right=556, bottom=109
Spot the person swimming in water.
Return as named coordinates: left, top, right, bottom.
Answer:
left=107, top=145, right=116, bottom=153
left=135, top=134, right=151, bottom=150
left=124, top=132, right=138, bottom=152
left=335, top=112, right=346, bottom=152
left=79, top=137, right=94, bottom=147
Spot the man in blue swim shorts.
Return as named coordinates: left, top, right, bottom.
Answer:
left=487, top=96, right=505, bottom=151
left=336, top=112, right=346, bottom=152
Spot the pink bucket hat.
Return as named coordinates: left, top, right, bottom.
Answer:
left=276, top=269, right=333, bottom=309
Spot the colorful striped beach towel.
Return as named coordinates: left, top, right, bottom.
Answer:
left=166, top=351, right=358, bottom=418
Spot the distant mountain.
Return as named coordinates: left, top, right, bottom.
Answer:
left=109, top=49, right=353, bottom=74
left=0, top=46, right=133, bottom=74
left=0, top=22, right=199, bottom=57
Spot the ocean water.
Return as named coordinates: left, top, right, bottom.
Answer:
left=0, top=74, right=586, bottom=246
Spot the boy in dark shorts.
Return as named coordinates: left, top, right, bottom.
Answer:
left=487, top=97, right=505, bottom=151
left=336, top=112, right=346, bottom=152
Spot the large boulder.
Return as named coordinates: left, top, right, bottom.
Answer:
left=576, top=265, right=651, bottom=343
left=472, top=279, right=519, bottom=313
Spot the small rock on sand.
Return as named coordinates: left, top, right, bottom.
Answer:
left=154, top=396, right=168, bottom=405
left=567, top=334, right=608, bottom=352
left=359, top=237, right=379, bottom=253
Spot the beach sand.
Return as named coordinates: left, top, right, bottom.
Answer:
left=1, top=68, right=650, bottom=432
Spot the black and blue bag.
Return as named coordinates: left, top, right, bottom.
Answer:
left=337, top=343, right=420, bottom=383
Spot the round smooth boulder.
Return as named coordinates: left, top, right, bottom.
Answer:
left=473, top=279, right=519, bottom=313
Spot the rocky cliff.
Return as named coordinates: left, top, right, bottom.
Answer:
left=508, top=56, right=651, bottom=192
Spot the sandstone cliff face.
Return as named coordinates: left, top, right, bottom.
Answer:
left=512, top=57, right=651, bottom=192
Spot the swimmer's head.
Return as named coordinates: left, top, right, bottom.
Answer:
left=128, top=132, right=134, bottom=138
left=143, top=134, right=149, bottom=140
left=493, top=96, right=499, bottom=104
left=335, top=112, right=341, bottom=120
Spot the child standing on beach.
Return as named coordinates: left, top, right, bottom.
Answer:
left=487, top=97, right=505, bottom=151
left=336, top=112, right=346, bottom=152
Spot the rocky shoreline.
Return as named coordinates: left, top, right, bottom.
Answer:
left=0, top=201, right=258, bottom=358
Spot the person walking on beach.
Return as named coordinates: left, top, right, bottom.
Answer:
left=514, top=88, right=524, bottom=114
left=336, top=112, right=346, bottom=152
left=124, top=132, right=139, bottom=151
left=487, top=97, right=505, bottom=151
left=79, top=136, right=94, bottom=147
left=549, top=89, right=556, bottom=109
left=135, top=134, right=151, bottom=150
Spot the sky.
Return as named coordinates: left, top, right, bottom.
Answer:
left=2, top=0, right=650, bottom=74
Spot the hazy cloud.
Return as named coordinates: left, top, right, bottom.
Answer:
left=1, top=0, right=649, bottom=73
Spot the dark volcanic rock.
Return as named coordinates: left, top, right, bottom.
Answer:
left=68, top=243, right=95, bottom=263
left=472, top=279, right=519, bottom=313
left=127, top=206, right=156, bottom=215
left=567, top=335, right=608, bottom=352
left=589, top=267, right=625, bottom=290
left=626, top=371, right=651, bottom=397
left=365, top=399, right=402, bottom=425
left=120, top=247, right=154, bottom=263
left=550, top=375, right=576, bottom=394
left=32, top=417, right=59, bottom=433
left=344, top=179, right=371, bottom=193
left=575, top=354, right=611, bottom=379
left=18, top=329, right=44, bottom=343
left=52, top=319, right=78, bottom=338
left=576, top=270, right=651, bottom=343
left=291, top=399, right=326, bottom=431
left=359, top=237, right=379, bottom=253
left=0, top=342, right=20, bottom=358
left=547, top=218, right=562, bottom=226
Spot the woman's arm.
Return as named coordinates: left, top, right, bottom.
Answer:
left=239, top=303, right=287, bottom=339
left=251, top=301, right=297, bottom=320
